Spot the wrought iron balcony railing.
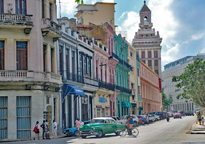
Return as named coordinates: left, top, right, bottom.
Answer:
left=98, top=81, right=115, bottom=91
left=109, top=52, right=131, bottom=69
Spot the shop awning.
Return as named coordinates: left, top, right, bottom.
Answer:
left=122, top=101, right=133, bottom=108
left=63, top=84, right=85, bottom=99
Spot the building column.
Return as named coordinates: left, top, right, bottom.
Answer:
left=59, top=88, right=62, bottom=133
left=62, top=43, right=67, bottom=80
left=145, top=50, right=148, bottom=58
left=79, top=97, right=82, bottom=121
left=46, top=45, right=51, bottom=72
left=71, top=95, right=74, bottom=127
left=56, top=41, right=60, bottom=75
left=69, top=47, right=72, bottom=74
left=87, top=95, right=90, bottom=119
left=65, top=96, right=68, bottom=128
left=92, top=97, right=94, bottom=118
left=7, top=96, right=17, bottom=140
left=138, top=50, right=141, bottom=58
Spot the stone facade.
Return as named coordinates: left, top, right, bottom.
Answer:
left=0, top=0, right=62, bottom=140
left=140, top=60, right=160, bottom=114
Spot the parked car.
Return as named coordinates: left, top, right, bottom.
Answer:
left=148, top=114, right=156, bottom=122
left=185, top=111, right=194, bottom=116
left=150, top=112, right=164, bottom=120
left=137, top=115, right=147, bottom=124
left=109, top=116, right=121, bottom=121
left=174, top=113, right=182, bottom=119
left=153, top=114, right=160, bottom=121
left=116, top=115, right=139, bottom=127
left=79, top=117, right=125, bottom=138
left=178, top=111, right=185, bottom=116
left=64, top=121, right=90, bottom=137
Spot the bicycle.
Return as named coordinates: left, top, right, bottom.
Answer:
left=120, top=126, right=139, bottom=138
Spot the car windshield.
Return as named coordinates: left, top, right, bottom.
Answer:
left=91, top=119, right=105, bottom=124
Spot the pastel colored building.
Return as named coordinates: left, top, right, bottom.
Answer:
left=140, top=60, right=160, bottom=114
left=93, top=39, right=117, bottom=117
left=0, top=0, right=62, bottom=140
left=114, top=34, right=132, bottom=118
left=126, top=40, right=138, bottom=115
left=132, top=1, right=162, bottom=78
left=74, top=2, right=116, bottom=29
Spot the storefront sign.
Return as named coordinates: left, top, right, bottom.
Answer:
left=113, top=110, right=116, bottom=112
left=132, top=103, right=136, bottom=107
left=99, top=97, right=107, bottom=103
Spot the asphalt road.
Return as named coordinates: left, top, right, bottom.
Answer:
left=5, top=116, right=205, bottom=144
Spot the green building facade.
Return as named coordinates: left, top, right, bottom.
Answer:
left=114, top=34, right=132, bottom=118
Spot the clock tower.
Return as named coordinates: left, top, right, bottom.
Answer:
left=132, top=0, right=162, bottom=78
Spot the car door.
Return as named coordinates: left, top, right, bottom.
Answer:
left=104, top=119, right=111, bottom=134
left=110, top=119, right=117, bottom=133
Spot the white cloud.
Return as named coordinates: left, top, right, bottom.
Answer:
left=58, top=0, right=78, bottom=17
left=191, top=33, right=204, bottom=40
left=116, top=11, right=140, bottom=42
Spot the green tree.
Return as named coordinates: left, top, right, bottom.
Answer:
left=75, top=0, right=84, bottom=5
left=162, top=92, right=173, bottom=108
left=172, top=58, right=205, bottom=107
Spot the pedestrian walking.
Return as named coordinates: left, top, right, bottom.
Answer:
left=76, top=118, right=81, bottom=130
left=33, top=121, right=40, bottom=140
left=198, top=112, right=202, bottom=125
left=145, top=113, right=149, bottom=124
left=53, top=119, right=57, bottom=139
left=40, top=120, right=45, bottom=139
left=202, top=117, right=204, bottom=125
left=45, top=119, right=50, bottom=139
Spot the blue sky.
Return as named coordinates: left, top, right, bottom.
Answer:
left=59, top=0, right=205, bottom=70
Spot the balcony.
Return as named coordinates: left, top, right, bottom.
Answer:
left=84, top=77, right=98, bottom=87
left=0, top=70, right=62, bottom=85
left=116, top=85, right=132, bottom=94
left=109, top=52, right=131, bottom=70
left=41, top=18, right=61, bottom=41
left=0, top=13, right=33, bottom=33
left=98, top=81, right=115, bottom=91
left=67, top=72, right=84, bottom=83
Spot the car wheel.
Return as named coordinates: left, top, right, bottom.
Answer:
left=74, top=130, right=78, bottom=137
left=115, top=131, right=120, bottom=136
left=66, top=131, right=71, bottom=137
left=81, top=135, right=86, bottom=139
left=134, top=121, right=138, bottom=127
left=96, top=130, right=103, bottom=138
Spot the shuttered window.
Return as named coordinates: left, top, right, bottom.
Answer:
left=141, top=51, right=145, bottom=58
left=0, top=0, right=3, bottom=13
left=0, top=41, right=4, bottom=70
left=0, top=97, right=7, bottom=139
left=15, top=0, right=27, bottom=14
left=17, top=96, right=31, bottom=139
left=66, top=49, right=70, bottom=77
left=43, top=45, right=46, bottom=72
left=59, top=46, right=63, bottom=75
left=16, top=42, right=27, bottom=70
left=51, top=48, right=54, bottom=73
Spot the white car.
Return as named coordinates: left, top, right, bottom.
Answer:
left=116, top=115, right=139, bottom=127
left=153, top=114, right=160, bottom=121
left=148, top=114, right=156, bottom=122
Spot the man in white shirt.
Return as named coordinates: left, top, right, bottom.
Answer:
left=53, top=119, right=57, bottom=139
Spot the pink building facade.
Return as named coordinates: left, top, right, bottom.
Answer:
left=140, top=60, right=160, bottom=114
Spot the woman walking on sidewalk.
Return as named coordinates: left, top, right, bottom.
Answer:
left=198, top=112, right=202, bottom=125
left=34, top=121, right=40, bottom=140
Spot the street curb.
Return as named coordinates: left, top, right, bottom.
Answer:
left=191, top=131, right=205, bottom=134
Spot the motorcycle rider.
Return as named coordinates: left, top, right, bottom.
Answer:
left=125, top=115, right=134, bottom=136
left=166, top=113, right=170, bottom=122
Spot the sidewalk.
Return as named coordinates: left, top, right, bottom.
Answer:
left=1, top=133, right=69, bottom=143
left=191, top=121, right=205, bottom=134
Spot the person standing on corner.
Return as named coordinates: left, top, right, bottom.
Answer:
left=40, top=120, right=45, bottom=139
left=53, top=119, right=57, bottom=139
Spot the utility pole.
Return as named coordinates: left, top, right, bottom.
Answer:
left=59, top=0, right=61, bottom=18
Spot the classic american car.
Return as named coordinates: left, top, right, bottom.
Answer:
left=174, top=113, right=182, bottom=119
left=79, top=117, right=125, bottom=138
left=64, top=121, right=90, bottom=137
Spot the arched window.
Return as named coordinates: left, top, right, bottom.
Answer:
left=144, top=16, right=148, bottom=22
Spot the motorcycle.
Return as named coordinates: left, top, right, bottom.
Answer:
left=166, top=116, right=170, bottom=122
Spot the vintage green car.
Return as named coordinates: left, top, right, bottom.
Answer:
left=79, top=117, right=125, bottom=138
